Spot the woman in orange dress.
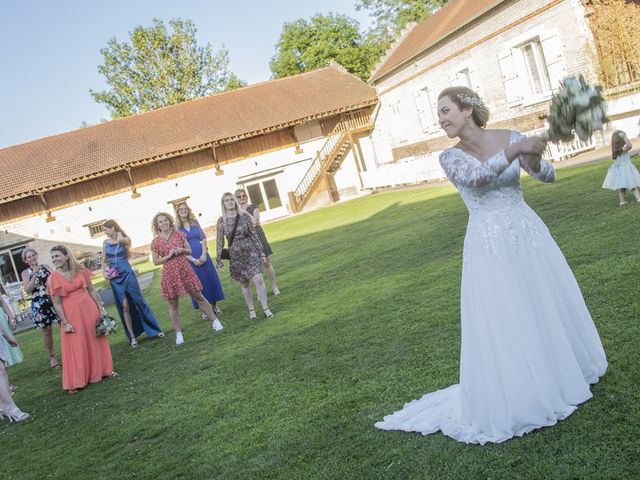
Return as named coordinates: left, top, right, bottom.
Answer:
left=47, top=245, right=117, bottom=394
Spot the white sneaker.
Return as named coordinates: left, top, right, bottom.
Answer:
left=212, top=319, right=224, bottom=331
left=176, top=332, right=184, bottom=345
left=273, top=288, right=280, bottom=296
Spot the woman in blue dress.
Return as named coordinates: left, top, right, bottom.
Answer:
left=175, top=202, right=224, bottom=328
left=101, top=219, right=164, bottom=347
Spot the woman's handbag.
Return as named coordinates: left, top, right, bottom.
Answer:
left=104, top=266, right=120, bottom=279
left=104, top=243, right=120, bottom=279
left=220, top=215, right=240, bottom=261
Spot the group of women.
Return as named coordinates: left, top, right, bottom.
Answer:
left=1, top=190, right=279, bottom=418
left=4, top=85, right=609, bottom=446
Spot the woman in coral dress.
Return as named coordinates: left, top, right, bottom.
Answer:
left=150, top=212, right=222, bottom=345
left=47, top=245, right=117, bottom=394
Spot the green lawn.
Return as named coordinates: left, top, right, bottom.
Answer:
left=2, top=160, right=639, bottom=479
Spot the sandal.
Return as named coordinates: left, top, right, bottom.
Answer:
left=263, top=308, right=274, bottom=319
left=63, top=323, right=75, bottom=334
left=68, top=389, right=79, bottom=395
left=248, top=308, right=257, bottom=320
left=49, top=355, right=60, bottom=369
left=108, top=371, right=119, bottom=379
left=5, top=409, right=30, bottom=422
left=130, top=338, right=139, bottom=348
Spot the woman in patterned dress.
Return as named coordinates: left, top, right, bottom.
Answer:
left=21, top=248, right=60, bottom=368
left=150, top=212, right=222, bottom=345
left=216, top=193, right=273, bottom=320
left=235, top=189, right=280, bottom=295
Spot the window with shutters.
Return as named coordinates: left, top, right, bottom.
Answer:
left=498, top=29, right=565, bottom=108
left=519, top=40, right=552, bottom=97
left=413, top=87, right=438, bottom=133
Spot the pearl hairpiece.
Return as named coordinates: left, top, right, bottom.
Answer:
left=456, top=93, right=484, bottom=108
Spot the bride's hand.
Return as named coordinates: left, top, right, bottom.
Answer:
left=516, top=136, right=547, bottom=156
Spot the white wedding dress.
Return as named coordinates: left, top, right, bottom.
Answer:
left=375, top=131, right=607, bottom=445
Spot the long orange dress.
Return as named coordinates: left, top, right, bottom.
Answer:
left=47, top=268, right=113, bottom=391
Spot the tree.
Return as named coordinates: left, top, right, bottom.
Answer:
left=91, top=18, right=244, bottom=118
left=224, top=72, right=248, bottom=91
left=356, top=0, right=448, bottom=40
left=270, top=13, right=386, bottom=81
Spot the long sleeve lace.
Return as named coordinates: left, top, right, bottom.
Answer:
left=510, top=131, right=556, bottom=183
left=439, top=148, right=511, bottom=189
left=215, top=217, right=224, bottom=262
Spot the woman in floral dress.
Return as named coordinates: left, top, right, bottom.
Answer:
left=21, top=248, right=61, bottom=368
left=235, top=189, right=280, bottom=296
left=216, top=193, right=273, bottom=320
left=150, top=212, right=222, bottom=345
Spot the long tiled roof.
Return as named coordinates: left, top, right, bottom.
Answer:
left=369, top=0, right=506, bottom=83
left=0, top=65, right=377, bottom=202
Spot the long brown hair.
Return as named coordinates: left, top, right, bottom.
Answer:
left=611, top=130, right=626, bottom=159
left=174, top=202, right=197, bottom=229
left=103, top=219, right=131, bottom=258
left=102, top=219, right=128, bottom=238
left=438, top=86, right=490, bottom=128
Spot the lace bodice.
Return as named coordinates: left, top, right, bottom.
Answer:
left=439, top=131, right=555, bottom=214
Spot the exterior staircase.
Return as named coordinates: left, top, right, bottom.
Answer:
left=288, top=110, right=373, bottom=213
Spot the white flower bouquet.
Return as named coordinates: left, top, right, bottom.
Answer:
left=546, top=74, right=608, bottom=143
left=96, top=314, right=118, bottom=336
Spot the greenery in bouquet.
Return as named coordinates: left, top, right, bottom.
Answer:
left=96, top=314, right=118, bottom=336
left=547, top=74, right=608, bottom=143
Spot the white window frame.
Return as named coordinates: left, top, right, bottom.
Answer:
left=413, top=86, right=439, bottom=134
left=499, top=27, right=566, bottom=108
left=243, top=177, right=284, bottom=214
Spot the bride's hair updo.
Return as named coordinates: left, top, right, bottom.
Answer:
left=438, top=86, right=490, bottom=128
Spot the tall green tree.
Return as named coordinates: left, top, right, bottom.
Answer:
left=91, top=18, right=244, bottom=118
left=356, top=0, right=448, bottom=40
left=270, top=13, right=386, bottom=81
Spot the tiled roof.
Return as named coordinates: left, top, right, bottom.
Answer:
left=0, top=65, right=377, bottom=202
left=369, top=0, right=506, bottom=83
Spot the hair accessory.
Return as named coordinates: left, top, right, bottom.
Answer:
left=456, top=93, right=484, bottom=108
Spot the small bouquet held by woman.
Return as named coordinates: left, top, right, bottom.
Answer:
left=96, top=314, right=117, bottom=336
left=545, top=74, right=608, bottom=143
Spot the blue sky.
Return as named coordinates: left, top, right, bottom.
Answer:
left=0, top=0, right=373, bottom=148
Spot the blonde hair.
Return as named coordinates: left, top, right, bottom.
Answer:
left=21, top=247, right=38, bottom=262
left=438, top=86, right=490, bottom=128
left=50, top=244, right=82, bottom=276
left=174, top=202, right=197, bottom=229
left=151, top=212, right=176, bottom=236
left=220, top=192, right=240, bottom=227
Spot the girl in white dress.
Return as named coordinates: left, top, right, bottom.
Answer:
left=602, top=130, right=640, bottom=205
left=375, top=87, right=607, bottom=445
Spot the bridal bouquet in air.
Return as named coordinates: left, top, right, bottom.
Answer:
left=96, top=314, right=117, bottom=336
left=546, top=74, right=608, bottom=142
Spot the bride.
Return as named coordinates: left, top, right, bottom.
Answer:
left=375, top=87, right=607, bottom=444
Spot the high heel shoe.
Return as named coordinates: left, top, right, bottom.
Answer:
left=248, top=309, right=257, bottom=320
left=263, top=308, right=274, bottom=319
left=5, top=409, right=30, bottom=422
